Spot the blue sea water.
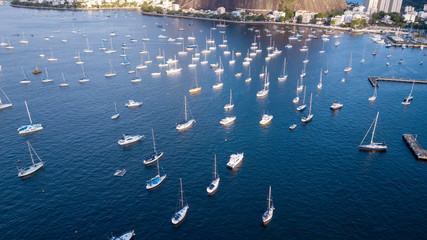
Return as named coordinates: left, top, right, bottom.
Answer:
left=0, top=6, right=426, bottom=239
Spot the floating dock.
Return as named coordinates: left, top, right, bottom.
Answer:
left=402, top=134, right=427, bottom=160
left=368, top=77, right=427, bottom=87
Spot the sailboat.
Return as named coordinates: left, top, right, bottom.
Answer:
left=166, top=57, right=182, bottom=74
left=47, top=47, right=58, bottom=62
left=296, top=86, right=306, bottom=111
left=297, top=74, right=304, bottom=92
left=224, top=89, right=234, bottom=110
left=324, top=59, right=329, bottom=74
left=212, top=72, right=224, bottom=90
left=201, top=51, right=208, bottom=65
left=344, top=52, right=352, bottom=72
left=319, top=41, right=325, bottom=54
left=105, top=59, right=117, bottom=77
left=214, top=57, right=224, bottom=74
left=368, top=85, right=377, bottom=102
left=142, top=28, right=150, bottom=41
left=401, top=81, right=414, bottom=105
left=136, top=54, right=147, bottom=70
left=20, top=67, right=31, bottom=84
left=206, top=154, right=220, bottom=195
left=317, top=69, right=323, bottom=89
left=41, top=67, right=53, bottom=83
left=17, top=141, right=44, bottom=178
left=361, top=45, right=366, bottom=63
left=109, top=230, right=134, bottom=240
left=131, top=71, right=142, bottom=83
left=0, top=87, right=13, bottom=110
left=143, top=128, right=164, bottom=166
left=171, top=178, right=189, bottom=226
left=19, top=32, right=28, bottom=44
left=176, top=96, right=195, bottom=131
left=39, top=49, right=45, bottom=58
left=83, top=37, right=93, bottom=53
left=278, top=58, right=288, bottom=81
left=229, top=50, right=236, bottom=65
left=301, top=93, right=313, bottom=123
left=120, top=51, right=130, bottom=66
left=245, top=65, right=252, bottom=83
left=5, top=37, right=14, bottom=50
left=111, top=101, right=120, bottom=120
left=358, top=112, right=387, bottom=151
left=18, top=101, right=43, bottom=135
left=75, top=52, right=84, bottom=65
left=78, top=65, right=90, bottom=83
left=256, top=72, right=269, bottom=99
left=189, top=69, right=201, bottom=94
left=105, top=37, right=116, bottom=54
left=59, top=72, right=69, bottom=87
left=262, top=186, right=274, bottom=225
left=146, top=154, right=166, bottom=190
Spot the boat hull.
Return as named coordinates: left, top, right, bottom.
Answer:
left=171, top=205, right=189, bottom=226
left=358, top=144, right=387, bottom=152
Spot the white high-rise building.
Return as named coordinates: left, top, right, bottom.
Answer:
left=364, top=0, right=379, bottom=15
left=364, top=0, right=402, bottom=14
left=378, top=0, right=390, bottom=12
left=388, top=0, right=402, bottom=12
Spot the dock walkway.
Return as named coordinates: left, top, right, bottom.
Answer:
left=402, top=134, right=427, bottom=160
left=368, top=77, right=427, bottom=87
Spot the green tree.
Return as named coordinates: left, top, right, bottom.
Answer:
left=296, top=15, right=303, bottom=23
left=256, top=14, right=266, bottom=21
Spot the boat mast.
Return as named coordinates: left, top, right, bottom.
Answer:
left=214, top=154, right=217, bottom=179
left=267, top=186, right=271, bottom=209
left=309, top=93, right=313, bottom=115
left=28, top=141, right=35, bottom=165
left=349, top=52, right=352, bottom=68
left=283, top=58, right=286, bottom=75
left=370, top=112, right=379, bottom=145
left=0, top=87, right=11, bottom=104
left=25, top=101, right=33, bottom=124
left=156, top=154, right=160, bottom=176
left=229, top=90, right=232, bottom=105
left=319, top=69, right=322, bottom=84
left=114, top=101, right=117, bottom=113
left=184, top=96, right=188, bottom=122
left=180, top=178, right=183, bottom=207
left=302, top=86, right=306, bottom=104
left=152, top=128, right=157, bottom=155
left=45, top=67, right=49, bottom=78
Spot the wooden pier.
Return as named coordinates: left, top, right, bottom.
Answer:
left=402, top=134, right=427, bottom=160
left=368, top=77, right=427, bottom=87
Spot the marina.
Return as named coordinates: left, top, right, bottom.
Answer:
left=0, top=4, right=426, bottom=239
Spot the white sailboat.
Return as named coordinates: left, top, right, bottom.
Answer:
left=47, top=47, right=58, bottom=62
left=344, top=52, right=352, bottom=72
left=176, top=96, right=195, bottom=131
left=317, top=69, right=323, bottom=90
left=401, top=81, right=414, bottom=105
left=20, top=67, right=31, bottom=84
left=361, top=45, right=366, bottom=63
left=214, top=57, right=224, bottom=74
left=105, top=37, right=116, bottom=54
left=224, top=89, right=234, bottom=110
left=111, top=101, right=120, bottom=120
left=59, top=72, right=69, bottom=87
left=212, top=71, right=224, bottom=90
left=206, top=154, right=220, bottom=195
left=245, top=65, right=252, bottom=83
left=17, top=141, right=44, bottom=178
left=109, top=230, right=134, bottom=240
left=256, top=72, right=269, bottom=99
left=262, top=186, right=274, bottom=225
left=143, top=128, right=164, bottom=166
left=189, top=69, right=201, bottom=94
left=301, top=93, right=313, bottom=123
left=0, top=87, right=13, bottom=110
left=146, top=154, right=166, bottom=190
left=41, top=67, right=53, bottom=83
left=296, top=86, right=306, bottom=111
left=229, top=50, right=236, bottom=65
left=358, top=112, right=387, bottom=151
left=105, top=59, right=117, bottom=77
left=18, top=101, right=43, bottom=135
left=78, top=65, right=90, bottom=83
left=368, top=85, right=377, bottom=102
left=278, top=58, right=288, bottom=81
left=131, top=71, right=142, bottom=83
left=83, top=37, right=93, bottom=53
left=75, top=52, right=84, bottom=65
left=19, top=31, right=28, bottom=44
left=171, top=178, right=189, bottom=226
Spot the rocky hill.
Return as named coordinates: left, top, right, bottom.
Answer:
left=176, top=0, right=347, bottom=13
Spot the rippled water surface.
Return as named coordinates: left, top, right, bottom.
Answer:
left=0, top=5, right=426, bottom=239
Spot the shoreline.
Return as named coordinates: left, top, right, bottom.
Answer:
left=10, top=4, right=140, bottom=11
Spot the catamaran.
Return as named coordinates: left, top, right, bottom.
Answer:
left=262, top=186, right=274, bottom=225
left=224, top=90, right=234, bottom=110
left=301, top=93, right=313, bottom=123
left=278, top=58, right=288, bottom=81
left=17, top=141, right=44, bottom=178
left=105, top=59, right=117, bottom=77
left=111, top=101, right=120, bottom=119
left=207, top=155, right=220, bottom=195
left=176, top=96, right=195, bottom=131
left=20, top=67, right=31, bottom=84
left=358, top=112, right=387, bottom=151
left=18, top=101, right=43, bottom=135
left=146, top=151, right=166, bottom=190
left=143, top=128, right=164, bottom=166
left=226, top=153, right=244, bottom=169
left=171, top=178, right=189, bottom=226
left=344, top=52, right=352, bottom=72
left=297, top=86, right=307, bottom=111
left=118, top=134, right=142, bottom=146
left=189, top=69, right=201, bottom=94
left=0, top=87, right=12, bottom=110
left=401, top=81, right=414, bottom=105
